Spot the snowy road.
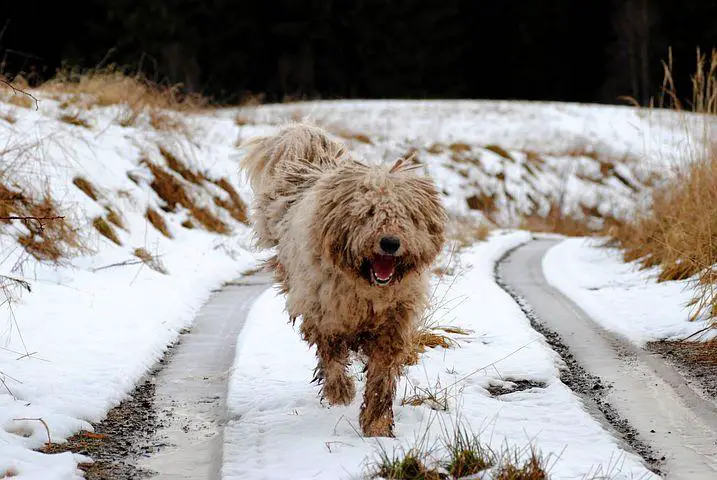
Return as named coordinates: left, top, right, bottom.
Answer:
left=498, top=238, right=717, bottom=480
left=138, top=273, right=271, bottom=479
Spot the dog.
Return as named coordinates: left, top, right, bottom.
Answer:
left=240, top=123, right=446, bottom=437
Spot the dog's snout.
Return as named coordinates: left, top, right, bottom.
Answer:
left=380, top=236, right=401, bottom=255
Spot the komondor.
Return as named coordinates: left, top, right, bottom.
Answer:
left=240, top=123, right=447, bottom=437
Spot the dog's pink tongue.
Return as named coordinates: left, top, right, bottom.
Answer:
left=373, top=255, right=396, bottom=279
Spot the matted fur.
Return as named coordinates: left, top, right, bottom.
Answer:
left=241, top=122, right=447, bottom=437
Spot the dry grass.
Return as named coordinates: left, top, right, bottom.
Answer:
left=149, top=109, right=189, bottom=133
left=443, top=426, right=495, bottom=478
left=1, top=111, right=17, bottom=124
left=485, top=144, right=514, bottom=161
left=92, top=217, right=122, bottom=246
left=370, top=447, right=442, bottom=480
left=145, top=207, right=172, bottom=238
left=234, top=112, right=256, bottom=126
left=333, top=129, right=373, bottom=145
left=367, top=422, right=552, bottom=480
left=133, top=247, right=168, bottom=274
left=466, top=192, right=497, bottom=213
left=72, top=176, right=99, bottom=201
left=610, top=48, right=717, bottom=323
left=6, top=93, right=33, bottom=109
left=494, top=449, right=548, bottom=480
left=141, top=158, right=243, bottom=233
left=448, top=142, right=471, bottom=153
left=212, top=177, right=249, bottom=224
left=159, top=147, right=204, bottom=185
left=59, top=112, right=92, bottom=129
left=39, top=66, right=206, bottom=111
left=104, top=207, right=126, bottom=231
left=1, top=182, right=86, bottom=262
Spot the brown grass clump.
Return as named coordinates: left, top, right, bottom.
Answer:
left=370, top=447, right=442, bottom=480
left=484, top=144, right=514, bottom=161
left=143, top=160, right=192, bottom=211
left=425, top=143, right=446, bottom=155
left=1, top=111, right=17, bottom=124
left=149, top=109, right=189, bottom=133
left=92, top=217, right=122, bottom=246
left=1, top=182, right=85, bottom=262
left=466, top=192, right=497, bottom=213
left=448, top=142, right=471, bottom=153
left=334, top=129, right=373, bottom=145
left=6, top=93, right=34, bottom=109
left=105, top=206, right=126, bottom=230
left=72, top=176, right=99, bottom=201
left=234, top=112, right=255, bottom=126
left=444, top=426, right=495, bottom=478
left=212, top=177, right=248, bottom=224
left=133, top=247, right=168, bottom=274
left=494, top=450, right=548, bottom=480
left=181, top=219, right=194, bottom=229
left=159, top=147, right=204, bottom=184
left=39, top=66, right=206, bottom=111
left=59, top=112, right=92, bottom=129
left=142, top=160, right=236, bottom=234
left=189, top=204, right=230, bottom=234
left=611, top=48, right=717, bottom=322
left=145, top=207, right=173, bottom=238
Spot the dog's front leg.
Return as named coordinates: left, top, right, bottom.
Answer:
left=359, top=329, right=407, bottom=437
left=314, top=336, right=355, bottom=406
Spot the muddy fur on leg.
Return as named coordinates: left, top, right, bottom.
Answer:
left=240, top=122, right=447, bottom=437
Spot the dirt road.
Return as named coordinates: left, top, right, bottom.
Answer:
left=498, top=238, right=717, bottom=480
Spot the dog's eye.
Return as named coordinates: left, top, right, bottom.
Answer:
left=367, top=206, right=375, bottom=217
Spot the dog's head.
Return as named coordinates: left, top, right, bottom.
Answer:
left=312, top=159, right=447, bottom=287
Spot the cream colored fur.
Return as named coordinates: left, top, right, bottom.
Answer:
left=240, top=122, right=447, bottom=437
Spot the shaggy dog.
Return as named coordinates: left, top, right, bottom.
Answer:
left=241, top=123, right=446, bottom=437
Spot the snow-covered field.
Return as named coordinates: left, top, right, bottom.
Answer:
left=0, top=93, right=701, bottom=478
left=543, top=238, right=714, bottom=346
left=223, top=231, right=656, bottom=480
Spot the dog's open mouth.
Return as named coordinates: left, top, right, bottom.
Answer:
left=370, top=255, right=396, bottom=286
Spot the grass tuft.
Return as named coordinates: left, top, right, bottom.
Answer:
left=2, top=182, right=86, bottom=262
left=92, top=217, right=122, bottom=246
left=72, top=177, right=99, bottom=201
left=370, top=447, right=442, bottom=480
left=610, top=48, right=717, bottom=323
left=145, top=207, right=173, bottom=238
left=133, top=247, right=168, bottom=274
left=443, top=425, right=495, bottom=477
left=494, top=448, right=548, bottom=480
left=59, top=112, right=92, bottom=129
left=105, top=206, right=126, bottom=230
left=159, top=146, right=205, bottom=184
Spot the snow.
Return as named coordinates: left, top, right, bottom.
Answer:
left=542, top=237, right=714, bottom=346
left=0, top=94, right=697, bottom=477
left=1, top=97, right=256, bottom=478
left=223, top=231, right=656, bottom=480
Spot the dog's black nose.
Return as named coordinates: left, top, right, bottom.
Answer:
left=380, top=236, right=401, bottom=255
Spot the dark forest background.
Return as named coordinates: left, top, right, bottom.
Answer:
left=2, top=0, right=716, bottom=105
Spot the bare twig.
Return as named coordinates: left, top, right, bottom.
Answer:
left=92, top=259, right=143, bottom=273
left=13, top=417, right=51, bottom=444
left=1, top=79, right=39, bottom=110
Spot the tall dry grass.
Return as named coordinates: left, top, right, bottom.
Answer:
left=39, top=66, right=206, bottom=111
left=610, top=48, right=717, bottom=323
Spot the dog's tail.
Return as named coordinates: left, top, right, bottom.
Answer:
left=239, top=122, right=348, bottom=194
